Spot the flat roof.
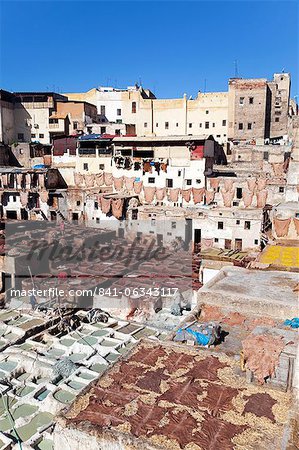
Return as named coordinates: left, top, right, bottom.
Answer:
left=258, top=245, right=299, bottom=270
left=113, top=134, right=209, bottom=143
left=57, top=340, right=292, bottom=450
left=198, top=266, right=299, bottom=319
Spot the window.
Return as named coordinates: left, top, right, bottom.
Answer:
left=156, top=123, right=158, bottom=127
left=275, top=118, right=280, bottom=122
left=218, top=221, right=224, bottom=230
left=18, top=133, right=24, bottom=141
left=176, top=123, right=179, bottom=127
left=76, top=200, right=81, bottom=206
left=165, top=122, right=169, bottom=129
left=99, top=164, right=104, bottom=170
left=196, top=179, right=201, bottom=184
left=249, top=97, right=254, bottom=104
left=205, top=110, right=209, bottom=114
left=148, top=177, right=155, bottom=183
left=115, top=129, right=121, bottom=136
left=216, top=135, right=220, bottom=138
left=171, top=221, right=176, bottom=229
left=212, top=123, right=215, bottom=127
left=186, top=179, right=192, bottom=185
left=49, top=118, right=58, bottom=124
left=87, top=127, right=92, bottom=134
left=236, top=187, right=242, bottom=199
left=13, top=196, right=16, bottom=202
left=100, top=127, right=106, bottom=134
left=39, top=134, right=44, bottom=138
left=239, top=97, right=244, bottom=105
left=73, top=121, right=78, bottom=130
left=144, top=122, right=148, bottom=128
left=96, top=218, right=100, bottom=224
left=151, top=218, right=156, bottom=226
left=236, top=220, right=240, bottom=225
left=279, top=186, right=284, bottom=193
left=83, top=163, right=88, bottom=171
left=178, top=170, right=182, bottom=177
left=166, top=179, right=173, bottom=188
left=205, top=122, right=209, bottom=129
left=244, top=221, right=251, bottom=230
left=100, top=105, right=105, bottom=115
left=116, top=119, right=122, bottom=124
left=132, top=102, right=136, bottom=113
left=31, top=134, right=36, bottom=138
left=215, top=238, right=219, bottom=242
left=238, top=123, right=243, bottom=130
left=248, top=123, right=252, bottom=130
left=117, top=108, right=121, bottom=116
left=222, top=120, right=226, bottom=126
left=254, top=239, right=259, bottom=245
left=199, top=123, right=202, bottom=128
left=189, top=123, right=192, bottom=128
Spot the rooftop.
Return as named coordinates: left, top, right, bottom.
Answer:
left=56, top=339, right=293, bottom=450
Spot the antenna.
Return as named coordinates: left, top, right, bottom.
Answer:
left=234, top=60, right=239, bottom=77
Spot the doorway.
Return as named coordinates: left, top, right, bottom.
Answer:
left=235, top=238, right=242, bottom=251
left=225, top=239, right=232, bottom=250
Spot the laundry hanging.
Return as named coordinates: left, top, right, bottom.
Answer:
left=1, top=174, right=8, bottom=187
left=20, top=191, right=29, bottom=207
left=156, top=188, right=166, bottom=201
left=201, top=238, right=213, bottom=249
left=256, top=189, right=268, bottom=208
left=224, top=179, right=234, bottom=192
left=247, top=178, right=256, bottom=192
left=273, top=218, right=291, bottom=237
left=134, top=180, right=143, bottom=194
left=242, top=190, right=254, bottom=208
left=111, top=198, right=124, bottom=219
left=100, top=196, right=111, bottom=214
left=256, top=178, right=267, bottom=191
left=205, top=190, right=215, bottom=204
left=113, top=176, right=124, bottom=191
left=293, top=217, right=299, bottom=236
left=25, top=173, right=31, bottom=189
left=221, top=189, right=234, bottom=207
left=39, top=191, right=49, bottom=203
left=209, top=178, right=220, bottom=190
left=84, top=174, right=95, bottom=188
left=192, top=187, right=205, bottom=204
left=182, top=189, right=191, bottom=203
left=104, top=172, right=113, bottom=186
left=16, top=173, right=23, bottom=189
left=124, top=177, right=134, bottom=191
left=143, top=186, right=156, bottom=203
left=95, top=172, right=104, bottom=187
left=168, top=188, right=180, bottom=202
left=272, top=163, right=285, bottom=177
left=74, top=173, right=84, bottom=187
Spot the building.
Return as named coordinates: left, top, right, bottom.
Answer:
left=228, top=73, right=291, bottom=142
left=64, top=73, right=295, bottom=144
left=13, top=92, right=69, bottom=144
left=0, top=90, right=15, bottom=145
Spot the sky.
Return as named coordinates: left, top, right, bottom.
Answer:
left=0, top=1, right=298, bottom=98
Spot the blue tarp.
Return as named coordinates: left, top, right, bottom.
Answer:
left=284, top=318, right=299, bottom=328
left=78, top=134, right=102, bottom=141
left=32, top=164, right=46, bottom=169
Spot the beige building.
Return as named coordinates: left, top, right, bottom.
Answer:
left=65, top=73, right=294, bottom=144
